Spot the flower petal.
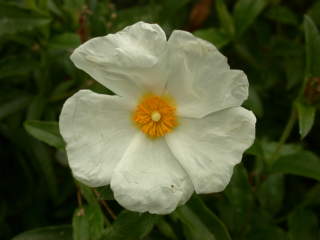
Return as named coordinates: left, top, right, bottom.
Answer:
left=59, top=90, right=136, bottom=187
left=166, top=30, right=249, bottom=118
left=111, top=133, right=193, bottom=214
left=71, top=22, right=168, bottom=101
left=166, top=107, right=256, bottom=193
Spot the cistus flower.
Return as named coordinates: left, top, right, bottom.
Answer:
left=60, top=22, right=256, bottom=214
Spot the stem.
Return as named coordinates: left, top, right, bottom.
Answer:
left=269, top=107, right=297, bottom=164
left=93, top=189, right=117, bottom=220
left=77, top=189, right=83, bottom=208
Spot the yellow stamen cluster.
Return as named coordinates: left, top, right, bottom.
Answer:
left=133, top=94, right=177, bottom=138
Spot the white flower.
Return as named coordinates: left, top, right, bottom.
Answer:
left=59, top=22, right=256, bottom=214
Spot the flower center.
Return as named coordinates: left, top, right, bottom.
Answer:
left=133, top=94, right=177, bottom=138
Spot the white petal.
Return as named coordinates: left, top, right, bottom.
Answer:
left=166, top=30, right=248, bottom=118
left=59, top=90, right=136, bottom=187
left=111, top=133, right=193, bottom=214
left=166, top=107, right=256, bottom=193
left=71, top=22, right=168, bottom=101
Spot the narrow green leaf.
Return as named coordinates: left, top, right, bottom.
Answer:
left=265, top=6, right=298, bottom=25
left=0, top=3, right=51, bottom=36
left=257, top=174, right=284, bottom=214
left=0, top=2, right=44, bottom=18
left=73, top=205, right=105, bottom=240
left=271, top=151, right=320, bottom=181
left=288, top=208, right=319, bottom=240
left=77, top=182, right=100, bottom=207
left=51, top=80, right=75, bottom=99
left=246, top=224, right=287, bottom=240
left=156, top=218, right=178, bottom=240
left=223, top=164, right=254, bottom=233
left=101, top=211, right=159, bottom=240
left=75, top=182, right=109, bottom=239
left=296, top=101, right=316, bottom=139
left=248, top=208, right=286, bottom=240
left=233, top=0, right=267, bottom=36
left=174, top=205, right=216, bottom=240
left=0, top=95, right=31, bottom=120
left=31, top=140, right=59, bottom=199
left=187, top=195, right=232, bottom=240
left=11, top=225, right=72, bottom=240
left=63, top=0, right=85, bottom=12
left=299, top=184, right=320, bottom=208
left=194, top=28, right=231, bottom=49
left=215, top=0, right=235, bottom=36
left=24, top=120, right=65, bottom=149
left=0, top=18, right=50, bottom=36
left=163, top=0, right=192, bottom=16
left=47, top=0, right=63, bottom=16
left=26, top=96, right=47, bottom=120
left=0, top=56, right=37, bottom=79
left=304, top=15, right=320, bottom=77
left=48, top=33, right=81, bottom=50
left=308, top=1, right=320, bottom=26
left=243, top=86, right=264, bottom=118
left=73, top=208, right=90, bottom=240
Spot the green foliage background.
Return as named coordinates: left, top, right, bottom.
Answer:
left=1, top=0, right=320, bottom=239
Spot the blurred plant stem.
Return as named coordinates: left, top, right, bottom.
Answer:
left=93, top=189, right=117, bottom=220
left=269, top=107, right=297, bottom=164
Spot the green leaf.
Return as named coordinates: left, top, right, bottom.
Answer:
left=11, top=225, right=72, bottom=240
left=0, top=56, right=37, bottom=79
left=156, top=218, right=178, bottom=240
left=246, top=224, right=287, bottom=240
left=194, top=28, right=231, bottom=49
left=77, top=182, right=100, bottom=207
left=304, top=15, right=320, bottom=77
left=233, top=0, right=267, bottom=36
left=73, top=208, right=90, bottom=240
left=174, top=205, right=216, bottom=240
left=0, top=2, right=50, bottom=36
left=30, top=140, right=59, bottom=200
left=63, top=0, right=85, bottom=12
left=247, top=208, right=286, bottom=240
left=0, top=95, right=31, bottom=120
left=285, top=56, right=305, bottom=90
left=299, top=184, right=320, bottom=208
left=163, top=0, right=192, bottom=17
left=288, top=208, right=319, bottom=240
left=73, top=205, right=104, bottom=240
left=215, top=0, right=235, bottom=36
left=24, top=120, right=65, bottom=149
left=308, top=1, right=320, bottom=26
left=74, top=182, right=108, bottom=239
left=223, top=164, right=254, bottom=233
left=296, top=101, right=316, bottom=139
left=26, top=96, right=47, bottom=120
left=0, top=18, right=50, bottom=36
left=101, top=211, right=159, bottom=240
left=95, top=186, right=114, bottom=200
left=271, top=150, right=320, bottom=181
left=48, top=33, right=81, bottom=50
left=265, top=6, right=299, bottom=25
left=243, top=86, right=264, bottom=118
left=257, top=174, right=284, bottom=214
left=47, top=0, right=63, bottom=16
left=186, top=195, right=232, bottom=240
